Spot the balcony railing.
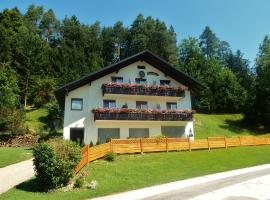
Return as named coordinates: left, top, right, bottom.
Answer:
left=93, top=108, right=193, bottom=121
left=102, top=82, right=187, bottom=97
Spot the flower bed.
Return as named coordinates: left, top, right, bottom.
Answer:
left=102, top=82, right=187, bottom=97
left=92, top=108, right=194, bottom=121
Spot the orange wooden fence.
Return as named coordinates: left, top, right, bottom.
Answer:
left=75, top=135, right=270, bottom=173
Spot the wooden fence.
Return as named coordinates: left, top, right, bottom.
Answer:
left=75, top=135, right=270, bottom=173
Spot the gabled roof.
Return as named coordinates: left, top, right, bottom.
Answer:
left=55, top=50, right=204, bottom=108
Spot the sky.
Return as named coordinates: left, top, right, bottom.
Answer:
left=1, top=0, right=270, bottom=66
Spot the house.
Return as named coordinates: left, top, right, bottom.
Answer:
left=55, top=50, right=203, bottom=144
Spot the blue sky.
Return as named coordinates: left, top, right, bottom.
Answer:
left=1, top=0, right=270, bottom=65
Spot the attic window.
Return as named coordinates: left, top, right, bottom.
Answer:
left=137, top=65, right=146, bottom=69
left=135, top=78, right=147, bottom=85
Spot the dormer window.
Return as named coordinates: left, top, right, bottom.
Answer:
left=111, top=76, right=123, bottom=83
left=160, top=80, right=171, bottom=86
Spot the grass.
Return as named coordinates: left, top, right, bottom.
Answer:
left=194, top=113, right=267, bottom=139
left=0, top=147, right=32, bottom=168
left=25, top=108, right=49, bottom=132
left=1, top=145, right=270, bottom=200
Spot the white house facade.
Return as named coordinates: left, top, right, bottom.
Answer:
left=55, top=50, right=203, bottom=144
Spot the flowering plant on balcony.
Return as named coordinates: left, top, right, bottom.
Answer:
left=92, top=108, right=194, bottom=114
left=102, top=82, right=188, bottom=92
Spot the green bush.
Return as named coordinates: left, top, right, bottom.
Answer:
left=74, top=176, right=84, bottom=188
left=104, top=152, right=116, bottom=162
left=33, top=138, right=81, bottom=190
left=96, top=140, right=100, bottom=145
left=89, top=141, right=94, bottom=147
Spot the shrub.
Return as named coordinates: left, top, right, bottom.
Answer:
left=74, top=176, right=84, bottom=188
left=33, top=138, right=81, bottom=190
left=104, top=152, right=116, bottom=162
left=89, top=141, right=94, bottom=147
left=96, top=140, right=100, bottom=145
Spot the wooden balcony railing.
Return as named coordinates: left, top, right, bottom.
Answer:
left=93, top=111, right=193, bottom=121
left=102, top=83, right=186, bottom=97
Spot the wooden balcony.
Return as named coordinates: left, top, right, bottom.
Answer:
left=93, top=108, right=193, bottom=121
left=102, top=83, right=186, bottom=97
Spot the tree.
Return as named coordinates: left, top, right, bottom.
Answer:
left=11, top=26, right=49, bottom=107
left=254, top=36, right=270, bottom=128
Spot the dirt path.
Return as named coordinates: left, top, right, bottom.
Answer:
left=0, top=159, right=34, bottom=194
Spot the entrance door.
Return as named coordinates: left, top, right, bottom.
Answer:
left=70, top=128, right=84, bottom=145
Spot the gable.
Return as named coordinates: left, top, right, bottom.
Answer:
left=55, top=50, right=203, bottom=108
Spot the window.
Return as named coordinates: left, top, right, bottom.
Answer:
left=98, top=128, right=120, bottom=143
left=129, top=128, right=149, bottom=138
left=167, top=102, right=177, bottom=110
left=137, top=65, right=146, bottom=69
left=111, top=76, right=123, bottom=83
left=103, top=100, right=116, bottom=108
left=161, top=126, right=185, bottom=138
left=71, top=98, right=83, bottom=110
left=135, top=78, right=147, bottom=85
left=160, top=80, right=171, bottom=86
left=136, top=101, right=148, bottom=109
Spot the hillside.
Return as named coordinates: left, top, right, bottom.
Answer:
left=194, top=113, right=264, bottom=139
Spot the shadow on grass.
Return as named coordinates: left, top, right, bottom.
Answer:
left=219, top=118, right=268, bottom=135
left=16, top=179, right=47, bottom=193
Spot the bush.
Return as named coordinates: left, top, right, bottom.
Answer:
left=74, top=176, right=84, bottom=188
left=96, top=140, right=100, bottom=145
left=89, top=141, right=94, bottom=147
left=33, top=138, right=81, bottom=190
left=104, top=152, right=116, bottom=162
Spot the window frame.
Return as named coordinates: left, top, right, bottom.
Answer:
left=136, top=101, right=148, bottom=109
left=103, top=100, right=116, bottom=108
left=160, top=80, right=171, bottom=86
left=111, top=76, right=123, bottom=83
left=166, top=102, right=177, bottom=110
left=135, top=78, right=147, bottom=85
left=71, top=98, right=83, bottom=111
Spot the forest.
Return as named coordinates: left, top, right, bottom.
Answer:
left=0, top=5, right=270, bottom=138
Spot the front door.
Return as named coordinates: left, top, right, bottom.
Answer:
left=70, top=128, right=84, bottom=145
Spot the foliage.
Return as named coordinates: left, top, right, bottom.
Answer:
left=33, top=138, right=81, bottom=190
left=253, top=36, right=270, bottom=129
left=89, top=141, right=94, bottom=147
left=74, top=176, right=84, bottom=188
left=45, top=100, right=63, bottom=133
left=104, top=152, right=116, bottom=162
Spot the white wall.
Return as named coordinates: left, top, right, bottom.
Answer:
left=63, top=60, right=194, bottom=143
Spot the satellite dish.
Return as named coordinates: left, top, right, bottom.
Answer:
left=139, top=70, right=145, bottom=78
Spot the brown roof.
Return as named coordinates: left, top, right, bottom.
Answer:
left=55, top=50, right=204, bottom=108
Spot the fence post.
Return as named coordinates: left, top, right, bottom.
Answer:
left=207, top=137, right=210, bottom=150
left=239, top=136, right=242, bottom=146
left=166, top=137, right=168, bottom=152
left=140, top=138, right=143, bottom=154
left=188, top=137, right=191, bottom=152
left=224, top=136, right=227, bottom=148
left=110, top=138, right=113, bottom=152
left=253, top=136, right=255, bottom=146
left=265, top=136, right=268, bottom=145
left=86, top=145, right=89, bottom=163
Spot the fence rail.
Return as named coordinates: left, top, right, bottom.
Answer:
left=75, top=135, right=270, bottom=173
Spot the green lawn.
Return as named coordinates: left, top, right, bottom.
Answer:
left=0, top=147, right=32, bottom=168
left=194, top=113, right=266, bottom=139
left=1, top=145, right=270, bottom=200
